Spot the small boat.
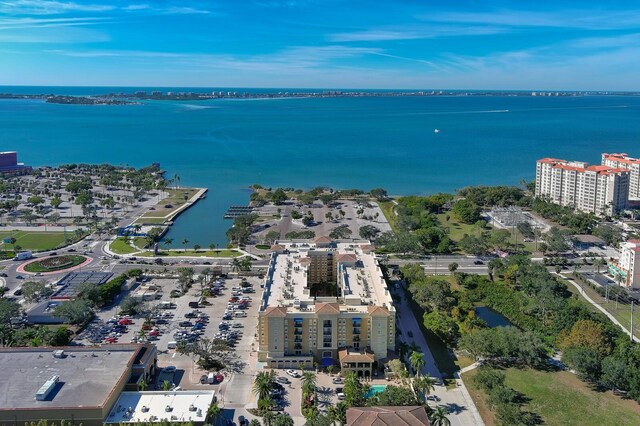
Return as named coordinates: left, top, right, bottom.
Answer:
left=434, top=128, right=440, bottom=133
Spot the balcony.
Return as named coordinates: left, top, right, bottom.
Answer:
left=323, top=328, right=332, bottom=335
left=294, top=330, right=303, bottom=335
left=353, top=328, right=361, bottom=335
left=295, top=343, right=303, bottom=350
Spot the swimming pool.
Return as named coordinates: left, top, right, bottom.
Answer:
left=365, top=384, right=387, bottom=398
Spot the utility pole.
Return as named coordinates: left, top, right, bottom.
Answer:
left=632, top=300, right=635, bottom=342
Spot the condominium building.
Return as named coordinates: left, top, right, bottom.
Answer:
left=602, top=153, right=640, bottom=199
left=535, top=158, right=629, bottom=216
left=608, top=240, right=640, bottom=290
left=257, top=238, right=395, bottom=377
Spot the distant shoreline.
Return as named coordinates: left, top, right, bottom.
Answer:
left=1, top=89, right=639, bottom=105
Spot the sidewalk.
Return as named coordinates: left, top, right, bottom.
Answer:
left=561, top=273, right=639, bottom=343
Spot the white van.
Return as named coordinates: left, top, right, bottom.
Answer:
left=234, top=311, right=247, bottom=318
left=208, top=372, right=215, bottom=384
left=167, top=341, right=177, bottom=349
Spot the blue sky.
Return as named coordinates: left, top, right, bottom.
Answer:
left=2, top=0, right=640, bottom=89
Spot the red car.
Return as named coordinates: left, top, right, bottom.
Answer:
left=142, top=323, right=152, bottom=330
left=118, top=318, right=133, bottom=325
left=149, top=330, right=160, bottom=336
left=229, top=297, right=239, bottom=302
left=104, top=337, right=118, bottom=343
left=215, top=374, right=224, bottom=384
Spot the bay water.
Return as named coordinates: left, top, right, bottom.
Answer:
left=2, top=87, right=640, bottom=245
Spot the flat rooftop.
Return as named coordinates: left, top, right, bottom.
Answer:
left=261, top=240, right=393, bottom=314
left=0, top=346, right=138, bottom=410
left=53, top=271, right=113, bottom=299
left=105, top=391, right=215, bottom=424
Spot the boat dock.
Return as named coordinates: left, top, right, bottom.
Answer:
left=224, top=206, right=254, bottom=219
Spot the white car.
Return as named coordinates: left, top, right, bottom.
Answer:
left=337, top=392, right=345, bottom=400
left=285, top=369, right=300, bottom=378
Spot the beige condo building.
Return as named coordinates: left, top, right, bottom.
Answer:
left=602, top=153, right=640, bottom=199
left=257, top=237, right=395, bottom=377
left=535, top=157, right=629, bottom=216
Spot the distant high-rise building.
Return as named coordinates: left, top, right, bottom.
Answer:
left=602, top=153, right=640, bottom=199
left=609, top=240, right=640, bottom=289
left=0, top=151, right=31, bottom=176
left=535, top=158, right=629, bottom=216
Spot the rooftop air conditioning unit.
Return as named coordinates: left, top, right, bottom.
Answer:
left=189, top=404, right=197, bottom=412
left=141, top=406, right=149, bottom=413
left=165, top=405, right=172, bottom=412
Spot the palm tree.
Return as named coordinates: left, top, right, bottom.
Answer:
left=413, top=375, right=437, bottom=398
left=137, top=379, right=148, bottom=391
left=409, top=351, right=425, bottom=377
left=231, top=257, right=241, bottom=273
left=193, top=244, right=201, bottom=253
left=181, top=239, right=189, bottom=251
left=262, top=411, right=276, bottom=426
left=206, top=401, right=221, bottom=424
left=253, top=371, right=274, bottom=401
left=301, top=371, right=316, bottom=395
left=162, top=380, right=172, bottom=391
left=429, top=406, right=451, bottom=426
left=328, top=401, right=347, bottom=426
left=249, top=420, right=262, bottom=426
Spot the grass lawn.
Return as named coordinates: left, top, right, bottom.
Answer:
left=0, top=230, right=69, bottom=251
left=24, top=255, right=86, bottom=272
left=138, top=249, right=242, bottom=258
left=379, top=201, right=400, bottom=233
left=110, top=237, right=139, bottom=255
left=141, top=188, right=200, bottom=219
left=133, top=217, right=167, bottom=225
left=463, top=367, right=640, bottom=426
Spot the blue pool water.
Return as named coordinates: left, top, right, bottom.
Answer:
left=365, top=384, right=388, bottom=398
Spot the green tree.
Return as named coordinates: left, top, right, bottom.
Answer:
left=52, top=300, right=93, bottom=325
left=366, top=385, right=421, bottom=406
left=429, top=406, right=451, bottom=426
left=409, top=351, right=426, bottom=377
left=451, top=199, right=482, bottom=224
left=162, top=379, right=172, bottom=391
left=0, top=299, right=21, bottom=327
left=253, top=370, right=275, bottom=401
left=301, top=371, right=317, bottom=395
left=343, top=371, right=367, bottom=407
left=413, top=375, right=437, bottom=397
left=21, top=281, right=52, bottom=303
left=193, top=244, right=201, bottom=253
left=423, top=311, right=460, bottom=346
left=448, top=262, right=458, bottom=275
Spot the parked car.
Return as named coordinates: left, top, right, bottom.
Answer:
left=179, top=321, right=194, bottom=327
left=162, top=366, right=177, bottom=373
left=332, top=377, right=344, bottom=384
left=276, top=376, right=290, bottom=384
left=286, top=369, right=300, bottom=378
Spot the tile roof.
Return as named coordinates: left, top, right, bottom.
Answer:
left=263, top=306, right=288, bottom=318
left=313, top=236, right=333, bottom=243
left=315, top=302, right=340, bottom=314
left=346, top=406, right=430, bottom=426
left=336, top=253, right=358, bottom=263
left=367, top=306, right=390, bottom=316
left=339, top=348, right=375, bottom=363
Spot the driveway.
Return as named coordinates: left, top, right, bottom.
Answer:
left=395, top=291, right=484, bottom=426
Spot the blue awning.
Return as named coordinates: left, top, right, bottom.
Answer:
left=321, top=357, right=334, bottom=367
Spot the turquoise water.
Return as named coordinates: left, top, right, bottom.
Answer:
left=3, top=86, right=640, bottom=245
left=365, top=384, right=388, bottom=398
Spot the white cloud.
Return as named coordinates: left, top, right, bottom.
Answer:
left=328, top=25, right=505, bottom=42
left=421, top=8, right=640, bottom=31
left=0, top=0, right=114, bottom=15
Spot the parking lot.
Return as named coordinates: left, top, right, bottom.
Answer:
left=75, top=273, right=262, bottom=390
